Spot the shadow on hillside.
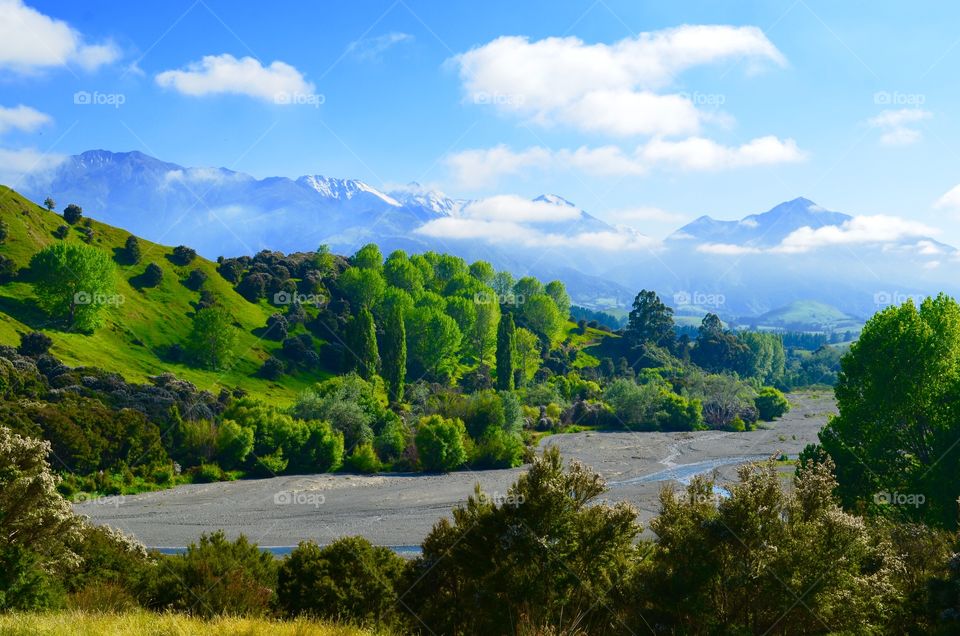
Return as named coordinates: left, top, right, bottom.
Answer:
left=0, top=295, right=61, bottom=331
left=128, top=271, right=160, bottom=291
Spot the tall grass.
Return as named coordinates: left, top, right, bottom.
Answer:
left=0, top=610, right=375, bottom=636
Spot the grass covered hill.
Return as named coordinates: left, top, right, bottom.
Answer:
left=0, top=186, right=321, bottom=402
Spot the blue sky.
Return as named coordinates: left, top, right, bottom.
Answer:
left=3, top=0, right=960, bottom=243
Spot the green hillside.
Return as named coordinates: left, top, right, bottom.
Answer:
left=750, top=300, right=864, bottom=333
left=0, top=186, right=317, bottom=403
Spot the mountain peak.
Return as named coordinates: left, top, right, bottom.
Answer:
left=297, top=175, right=400, bottom=206
left=534, top=194, right=576, bottom=207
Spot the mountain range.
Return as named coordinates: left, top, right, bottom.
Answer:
left=19, top=150, right=959, bottom=323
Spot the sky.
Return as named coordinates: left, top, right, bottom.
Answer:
left=3, top=0, right=960, bottom=244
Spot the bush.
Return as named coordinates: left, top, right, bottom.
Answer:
left=142, top=262, right=163, bottom=287
left=374, top=418, right=407, bottom=463
left=171, top=245, right=197, bottom=265
left=470, top=427, right=524, bottom=469
left=142, top=531, right=276, bottom=618
left=0, top=219, right=7, bottom=243
left=344, top=442, right=381, bottom=473
left=53, top=225, right=69, bottom=239
left=123, top=235, right=141, bottom=264
left=415, top=415, right=467, bottom=472
left=755, top=386, right=790, bottom=421
left=63, top=204, right=82, bottom=224
left=276, top=537, right=406, bottom=624
left=184, top=268, right=208, bottom=290
left=190, top=463, right=225, bottom=483
left=18, top=331, right=53, bottom=357
left=0, top=255, right=16, bottom=282
left=260, top=356, right=285, bottom=379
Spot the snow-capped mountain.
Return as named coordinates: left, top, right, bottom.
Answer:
left=17, top=150, right=959, bottom=318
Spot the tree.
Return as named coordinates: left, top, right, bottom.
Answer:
left=171, top=245, right=197, bottom=265
left=522, top=293, right=566, bottom=344
left=0, top=427, right=83, bottom=610
left=513, top=327, right=540, bottom=387
left=821, top=294, right=960, bottom=529
left=277, top=537, right=406, bottom=624
left=407, top=306, right=461, bottom=380
left=62, top=203, right=82, bottom=224
left=469, top=260, right=495, bottom=285
left=469, top=294, right=500, bottom=365
left=383, top=251, right=423, bottom=295
left=545, top=280, right=571, bottom=317
left=338, top=267, right=386, bottom=309
left=415, top=415, right=467, bottom=472
left=43, top=197, right=55, bottom=211
left=142, top=262, right=163, bottom=287
left=496, top=311, right=516, bottom=390
left=123, top=235, right=141, bottom=264
left=18, top=331, right=52, bottom=357
left=692, top=313, right=750, bottom=373
left=635, top=457, right=898, bottom=633
left=382, top=305, right=406, bottom=402
left=351, top=243, right=383, bottom=270
left=403, top=447, right=639, bottom=635
left=185, top=307, right=238, bottom=370
left=0, top=219, right=8, bottom=244
left=347, top=307, right=380, bottom=380
left=29, top=242, right=117, bottom=331
left=755, top=386, right=790, bottom=420
left=626, top=289, right=674, bottom=348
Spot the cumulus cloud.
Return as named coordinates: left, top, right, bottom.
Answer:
left=156, top=54, right=314, bottom=103
left=0, top=104, right=51, bottom=133
left=697, top=242, right=763, bottom=255
left=451, top=26, right=784, bottom=138
left=415, top=194, right=658, bottom=251
left=0, top=0, right=118, bottom=73
left=0, top=146, right=65, bottom=185
left=775, top=215, right=939, bottom=253
left=867, top=108, right=931, bottom=146
left=446, top=136, right=805, bottom=188
left=346, top=32, right=413, bottom=62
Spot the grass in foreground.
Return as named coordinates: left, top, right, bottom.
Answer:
left=0, top=610, right=375, bottom=636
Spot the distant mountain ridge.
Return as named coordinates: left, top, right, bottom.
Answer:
left=18, top=149, right=960, bottom=320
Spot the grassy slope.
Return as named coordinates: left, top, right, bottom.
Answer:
left=0, top=186, right=317, bottom=404
left=0, top=611, right=373, bottom=636
left=754, top=300, right=863, bottom=331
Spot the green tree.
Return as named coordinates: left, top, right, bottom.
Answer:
left=626, top=289, right=674, bottom=348
left=755, top=386, right=790, bottom=421
left=123, top=235, right=141, bottom=264
left=338, top=267, right=386, bottom=309
left=43, top=197, right=55, bottom=211
left=277, top=537, right=406, bottom=624
left=469, top=293, right=500, bottom=365
left=496, top=311, right=516, bottom=390
left=29, top=242, right=117, bottom=331
left=513, top=327, right=540, bottom=387
left=347, top=307, right=380, bottom=380
left=382, top=305, right=406, bottom=403
left=185, top=307, right=238, bottom=370
left=383, top=250, right=423, bottom=295
left=351, top=243, right=383, bottom=270
left=821, top=294, right=960, bottom=529
left=62, top=203, right=82, bottom=224
left=469, top=260, right=495, bottom=286
left=407, top=306, right=461, bottom=380
left=545, top=280, right=571, bottom=317
left=415, top=415, right=467, bottom=472
left=403, top=447, right=639, bottom=635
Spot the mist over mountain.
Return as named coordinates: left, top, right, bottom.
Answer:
left=21, top=150, right=958, bottom=322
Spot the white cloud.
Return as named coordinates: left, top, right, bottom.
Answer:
left=0, top=146, right=65, bottom=184
left=775, top=215, right=939, bottom=253
left=460, top=194, right=582, bottom=223
left=697, top=242, right=763, bottom=255
left=933, top=183, right=960, bottom=214
left=416, top=194, right=658, bottom=251
left=0, top=0, right=119, bottom=73
left=156, top=54, right=314, bottom=103
left=867, top=108, right=931, bottom=146
left=446, top=136, right=805, bottom=188
left=638, top=135, right=805, bottom=170
left=445, top=145, right=552, bottom=189
left=451, top=26, right=784, bottom=138
left=0, top=104, right=51, bottom=133
left=346, top=32, right=413, bottom=62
